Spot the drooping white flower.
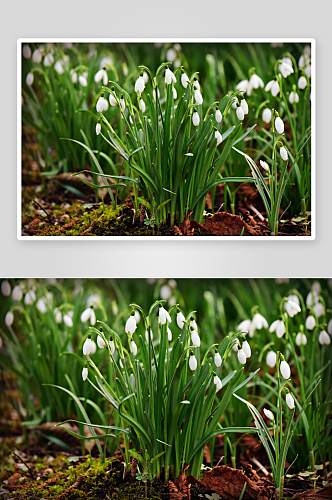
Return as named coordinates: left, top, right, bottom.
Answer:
left=271, top=81, right=280, bottom=97
left=96, top=96, right=107, bottom=113
left=82, top=367, right=88, bottom=381
left=280, top=147, right=288, bottom=161
left=286, top=393, right=295, bottom=409
left=275, top=117, right=284, bottom=135
left=97, top=335, right=106, bottom=349
left=242, top=341, right=251, bottom=358
left=214, top=352, right=222, bottom=367
left=295, top=332, right=307, bottom=346
left=81, top=307, right=96, bottom=325
left=214, top=375, right=222, bottom=392
left=328, top=319, right=332, bottom=335
left=165, top=67, right=176, bottom=84
left=78, top=75, right=87, bottom=87
left=260, top=160, right=269, bottom=171
left=70, top=70, right=78, bottom=83
left=266, top=350, right=277, bottom=368
left=305, top=66, right=311, bottom=78
left=252, top=313, right=269, bottom=331
left=12, top=285, right=23, bottom=301
left=166, top=48, right=177, bottom=62
left=305, top=315, right=316, bottom=330
left=236, top=107, right=244, bottom=120
left=189, top=354, right=197, bottom=371
left=313, top=303, right=324, bottom=318
left=23, top=44, right=31, bottom=59
left=318, top=331, right=330, bottom=345
left=160, top=285, right=172, bottom=300
left=215, top=130, right=222, bottom=145
left=109, top=340, right=115, bottom=355
left=159, top=306, right=172, bottom=325
left=125, top=314, right=137, bottom=334
left=1, top=281, right=11, bottom=296
left=44, top=53, right=54, bottom=66
left=191, top=329, right=201, bottom=347
left=54, top=61, right=64, bottom=75
left=249, top=73, right=264, bottom=90
left=120, top=97, right=125, bottom=112
left=280, top=360, right=291, bottom=379
left=285, top=299, right=301, bottom=317
left=26, top=72, right=34, bottom=86
left=5, top=311, right=14, bottom=327
left=37, top=298, right=47, bottom=314
left=142, top=71, right=148, bottom=84
left=177, top=311, right=185, bottom=329
left=63, top=314, right=73, bottom=327
left=237, top=349, right=246, bottom=364
left=32, top=49, right=42, bottom=63
left=263, top=408, right=274, bottom=420
left=96, top=122, right=101, bottom=135
left=24, top=290, right=36, bottom=305
left=236, top=79, right=249, bottom=91
left=167, top=327, right=172, bottom=341
left=231, top=98, right=238, bottom=109
left=279, top=61, right=294, bottom=78
left=109, top=91, right=117, bottom=106
left=145, top=329, right=153, bottom=342
left=193, top=78, right=200, bottom=91
left=173, top=87, right=177, bottom=99
left=262, top=108, right=272, bottom=123
left=298, top=76, right=307, bottom=90
left=140, top=99, right=146, bottom=113
left=192, top=112, right=200, bottom=126
left=194, top=90, right=203, bottom=105
left=131, top=340, right=138, bottom=356
left=240, top=99, right=249, bottom=115
left=135, top=75, right=145, bottom=94
left=181, top=72, right=189, bottom=88
left=215, top=110, right=222, bottom=123
left=83, top=337, right=93, bottom=356
left=289, top=91, right=299, bottom=104
left=237, top=319, right=251, bottom=333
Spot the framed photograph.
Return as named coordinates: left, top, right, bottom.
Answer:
left=18, top=38, right=315, bottom=239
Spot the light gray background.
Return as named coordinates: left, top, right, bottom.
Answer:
left=1, top=0, right=330, bottom=278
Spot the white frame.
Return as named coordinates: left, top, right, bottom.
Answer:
left=17, top=38, right=316, bottom=240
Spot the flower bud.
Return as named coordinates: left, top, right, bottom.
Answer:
left=83, top=337, right=92, bottom=356
left=25, top=290, right=36, bottom=305
left=1, top=281, right=11, bottom=296
left=181, top=72, right=189, bottom=88
left=295, top=332, right=307, bottom=346
left=5, top=311, right=14, bottom=327
left=63, top=314, right=73, bottom=327
left=177, top=311, right=185, bottom=329
left=305, top=315, right=316, bottom=330
left=236, top=107, right=244, bottom=120
left=97, top=335, right=106, bottom=349
left=298, top=76, right=307, bottom=89
left=240, top=99, right=249, bottom=115
left=109, top=339, right=115, bottom=355
left=286, top=393, right=295, bottom=410
left=262, top=108, right=272, bottom=123
left=237, top=349, right=246, bottom=364
left=194, top=90, right=203, bottom=105
left=131, top=340, right=138, bottom=356
left=140, top=99, right=146, bottom=113
left=280, top=147, right=288, bottom=161
left=96, top=122, right=101, bottom=135
left=189, top=354, right=197, bottom=371
left=328, top=319, right=332, bottom=335
left=82, top=367, right=88, bottom=381
left=242, top=340, right=251, bottom=358
left=260, top=160, right=269, bottom=171
left=263, top=408, right=274, bottom=420
left=192, top=112, right=200, bottom=126
left=78, top=75, right=87, bottom=87
left=23, top=44, right=31, bottom=59
left=135, top=75, right=145, bottom=94
left=215, top=110, right=222, bottom=123
left=125, top=313, right=137, bottom=334
left=215, top=130, right=222, bottom=145
left=214, top=375, right=222, bottom=392
left=191, top=329, right=200, bottom=347
left=280, top=360, right=291, bottom=380
left=26, top=72, right=34, bottom=86
left=318, top=331, right=331, bottom=345
left=214, top=352, right=222, bottom=367
left=266, top=350, right=277, bottom=368
left=275, top=117, right=284, bottom=135
left=32, top=49, right=42, bottom=64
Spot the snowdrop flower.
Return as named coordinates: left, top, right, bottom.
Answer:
left=298, top=55, right=305, bottom=69
left=142, top=71, right=148, bottom=84
left=264, top=408, right=274, bottom=421
left=313, top=303, right=324, bottom=318
left=286, top=393, right=295, bottom=410
left=82, top=367, right=88, bottom=381
left=193, top=78, right=200, bottom=91
left=78, top=75, right=87, bottom=87
left=53, top=308, right=62, bottom=324
left=215, top=130, right=222, bottom=145
left=63, top=314, right=73, bottom=327
left=236, top=79, right=249, bottom=92
left=173, top=87, right=177, bottom=99
left=83, top=337, right=93, bottom=355
left=159, top=306, right=172, bottom=325
left=215, top=110, right=222, bottom=123
left=96, top=122, right=101, bottom=135
left=266, top=350, right=277, bottom=368
left=177, top=311, right=185, bottom=329
left=295, top=332, right=307, bottom=346
left=252, top=313, right=269, bottom=331
left=237, top=349, right=247, bottom=364
left=260, top=160, right=269, bottom=171
left=194, top=90, right=203, bottom=105
left=306, top=291, right=317, bottom=307
left=135, top=75, right=145, bottom=94
left=36, top=298, right=47, bottom=314
left=231, top=98, right=238, bottom=109
left=189, top=354, right=197, bottom=371
left=192, top=111, right=200, bottom=126
left=167, top=327, right=172, bottom=341
left=214, top=351, right=222, bottom=367
left=54, top=61, right=64, bottom=75
left=23, top=44, right=31, bottom=59
left=191, top=328, right=201, bottom=347
left=26, top=72, right=34, bottom=86
left=95, top=67, right=108, bottom=85
left=166, top=48, right=177, bottom=62
left=165, top=67, right=176, bottom=84
left=5, top=311, right=14, bottom=327
left=285, top=298, right=301, bottom=317
left=70, top=70, right=78, bottom=83
left=81, top=306, right=96, bottom=326
left=145, top=329, right=153, bottom=342
left=44, top=53, right=54, bottom=66
left=131, top=340, right=138, bottom=356
left=240, top=99, right=249, bottom=115
left=1, top=281, right=11, bottom=296
left=237, top=319, right=251, bottom=333
left=319, top=330, right=331, bottom=345
left=249, top=73, right=264, bottom=92
left=12, top=285, right=23, bottom=301
left=280, top=360, right=291, bottom=379
left=190, top=319, right=198, bottom=332
left=275, top=117, right=284, bottom=135
left=305, top=315, right=316, bottom=330
left=91, top=340, right=97, bottom=354
left=109, top=339, right=115, bottom=355
left=242, top=341, right=251, bottom=358
left=25, top=290, right=36, bottom=305
left=125, top=313, right=137, bottom=334
left=312, top=282, right=321, bottom=293
left=262, top=108, right=272, bottom=123
left=160, top=285, right=172, bottom=300
left=120, top=96, right=125, bottom=112
left=280, top=146, right=288, bottom=161
left=298, top=76, right=307, bottom=90
left=265, top=80, right=280, bottom=97
left=32, top=49, right=42, bottom=63
left=236, top=107, right=244, bottom=120
left=96, top=95, right=108, bottom=113
left=279, top=61, right=294, bottom=78
left=214, top=375, right=222, bottom=392
left=140, top=99, right=146, bottom=113
left=181, top=72, right=189, bottom=88
left=328, top=319, right=332, bottom=335
left=109, top=89, right=117, bottom=106
left=305, top=66, right=311, bottom=78
left=289, top=91, right=299, bottom=104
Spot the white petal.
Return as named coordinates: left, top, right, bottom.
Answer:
left=81, top=308, right=91, bottom=322
left=214, top=352, right=222, bottom=367
left=266, top=351, right=277, bottom=368
left=263, top=408, right=274, bottom=420
left=305, top=315, right=316, bottom=330
left=286, top=393, right=295, bottom=410
left=1, top=281, right=11, bottom=296
left=26, top=72, right=34, bottom=86
left=63, top=314, right=73, bottom=327
left=192, top=112, right=200, bottom=126
left=181, top=73, right=189, bottom=88
left=12, top=285, right=23, bottom=301
left=298, top=76, right=307, bottom=90
left=82, top=367, right=88, bottom=381
left=236, top=107, right=244, bottom=120
left=131, top=341, right=138, bottom=356
left=5, top=311, right=14, bottom=327
left=215, top=110, right=222, bottom=123
left=280, top=360, right=291, bottom=379
left=214, top=376, right=222, bottom=392
left=242, top=341, right=251, bottom=358
left=189, top=355, right=197, bottom=371
left=37, top=298, right=47, bottom=314
left=237, top=349, right=246, bottom=364
left=194, top=90, right=203, bottom=105
left=83, top=338, right=92, bottom=356
left=262, top=108, right=272, bottom=123
left=97, top=335, right=106, bottom=348
left=276, top=321, right=286, bottom=338
left=177, top=312, right=185, bottom=329
left=275, top=117, right=284, bottom=135
left=125, top=315, right=137, bottom=334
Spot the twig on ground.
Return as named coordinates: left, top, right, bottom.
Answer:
left=12, top=451, right=35, bottom=480
left=250, top=457, right=269, bottom=476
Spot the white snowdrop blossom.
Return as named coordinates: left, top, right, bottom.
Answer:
left=131, top=341, right=138, bottom=356
left=214, top=376, right=222, bottom=392
left=83, top=337, right=93, bottom=356
left=44, top=53, right=54, bottom=66
left=70, top=70, right=78, bottom=83
left=160, top=285, right=172, bottom=300
left=78, top=75, right=87, bottom=87
left=280, top=147, right=288, bottom=161
left=25, top=290, right=36, bottom=305
left=177, top=311, right=185, bottom=329
left=280, top=360, right=291, bottom=379
left=289, top=91, right=299, bottom=104
left=305, top=66, right=311, bottom=77
left=298, top=76, right=307, bottom=90
left=191, top=329, right=201, bottom=347
left=313, top=282, right=321, bottom=293
left=249, top=74, right=264, bottom=93
left=193, top=79, right=200, bottom=91
left=165, top=68, right=176, bottom=84
left=166, top=48, right=177, bottom=62
left=109, top=92, right=117, bottom=106
left=192, top=112, right=200, bottom=126
left=214, top=352, right=222, bottom=367
left=81, top=307, right=96, bottom=326
left=236, top=79, right=249, bottom=92
left=1, top=281, right=11, bottom=296
left=295, top=332, right=307, bottom=346
left=12, top=285, right=23, bottom=301
left=237, top=349, right=247, bottom=364
left=194, top=90, right=203, bottom=105
left=190, top=319, right=198, bottom=332
left=242, top=341, right=251, bottom=358
left=32, top=49, right=42, bottom=63
left=264, top=408, right=274, bottom=421
left=328, top=319, right=332, bottom=335
left=240, top=99, right=249, bottom=115
left=286, top=393, right=295, bottom=410
left=142, top=71, right=148, bottom=84
left=120, top=97, right=125, bottom=112
left=215, top=110, right=222, bottom=123
left=167, top=327, right=172, bottom=341
left=159, top=306, right=172, bottom=325
left=109, top=340, right=115, bottom=355
left=285, top=298, right=301, bottom=317
left=26, top=72, right=34, bottom=86
left=215, top=130, right=222, bottom=145
left=97, top=335, right=106, bottom=349
left=189, top=355, right=197, bottom=371
left=275, top=117, right=284, bottom=135
left=5, top=311, right=14, bottom=327
left=36, top=298, right=47, bottom=314
left=173, top=87, right=177, bottom=99
left=306, top=291, right=317, bottom=307
left=252, top=313, right=269, bottom=331
left=279, top=61, right=294, bottom=78
left=82, top=367, right=88, bottom=381
left=140, top=99, right=146, bottom=113
left=96, top=122, right=101, bottom=135
left=181, top=72, right=189, bottom=88
left=236, top=107, right=244, bottom=120
left=23, top=44, right=31, bottom=59
left=313, top=303, right=324, bottom=318
left=260, top=160, right=269, bottom=171
left=96, top=96, right=108, bottom=113
left=305, top=315, right=316, bottom=330
left=63, top=314, right=73, bottom=327
left=262, top=108, right=272, bottom=123
left=54, top=61, right=64, bottom=75
left=94, top=68, right=108, bottom=85
left=266, top=350, right=277, bottom=368
left=125, top=314, right=137, bottom=334
left=318, top=331, right=330, bottom=345
left=237, top=319, right=251, bottom=333
left=135, top=75, right=145, bottom=94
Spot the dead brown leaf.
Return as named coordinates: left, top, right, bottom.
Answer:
left=201, top=212, right=259, bottom=236
left=291, top=485, right=332, bottom=499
